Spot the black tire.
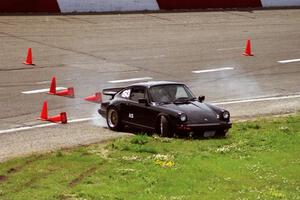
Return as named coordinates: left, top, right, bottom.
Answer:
left=159, top=116, right=173, bottom=137
left=106, top=107, right=122, bottom=131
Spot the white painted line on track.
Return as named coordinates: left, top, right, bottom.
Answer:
left=109, top=77, right=153, bottom=83
left=213, top=94, right=300, bottom=106
left=217, top=47, right=243, bottom=51
left=68, top=118, right=94, bottom=123
left=0, top=117, right=96, bottom=135
left=131, top=55, right=165, bottom=60
left=278, top=58, right=300, bottom=64
left=22, top=87, right=67, bottom=94
left=192, top=67, right=234, bottom=74
left=36, top=81, right=51, bottom=85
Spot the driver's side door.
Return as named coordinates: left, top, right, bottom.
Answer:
left=127, top=86, right=155, bottom=130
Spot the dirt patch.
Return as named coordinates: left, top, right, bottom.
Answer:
left=11, top=170, right=54, bottom=194
left=69, top=166, right=97, bottom=188
left=22, top=173, right=47, bottom=188
left=7, top=155, right=42, bottom=174
left=0, top=175, right=7, bottom=182
left=7, top=167, right=17, bottom=174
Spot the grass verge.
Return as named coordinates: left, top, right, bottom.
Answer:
left=0, top=114, right=299, bottom=200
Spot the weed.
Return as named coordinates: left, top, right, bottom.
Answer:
left=153, top=154, right=175, bottom=168
left=122, top=155, right=141, bottom=161
left=130, top=135, right=149, bottom=145
left=109, top=138, right=130, bottom=151
left=279, top=126, right=292, bottom=133
left=153, top=135, right=173, bottom=143
left=239, top=122, right=261, bottom=131
left=59, top=193, right=85, bottom=200
left=136, top=146, right=158, bottom=154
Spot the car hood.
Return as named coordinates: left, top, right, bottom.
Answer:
left=159, top=101, right=220, bottom=124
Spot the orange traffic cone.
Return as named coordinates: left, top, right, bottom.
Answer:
left=49, top=76, right=57, bottom=94
left=243, top=39, right=253, bottom=56
left=23, top=48, right=35, bottom=65
left=39, top=101, right=68, bottom=124
left=48, top=112, right=68, bottom=124
left=48, top=76, right=75, bottom=98
left=84, top=92, right=102, bottom=103
left=40, top=101, right=48, bottom=120
left=56, top=87, right=75, bottom=98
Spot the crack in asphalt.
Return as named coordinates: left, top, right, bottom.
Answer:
left=144, top=13, right=173, bottom=21
left=0, top=66, right=48, bottom=72
left=66, top=16, right=98, bottom=24
left=222, top=11, right=257, bottom=19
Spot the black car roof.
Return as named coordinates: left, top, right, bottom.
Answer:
left=130, top=81, right=184, bottom=88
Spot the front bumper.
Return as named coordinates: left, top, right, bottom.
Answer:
left=176, top=122, right=232, bottom=133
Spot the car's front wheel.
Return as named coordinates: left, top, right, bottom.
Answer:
left=159, top=116, right=173, bottom=137
left=107, top=107, right=122, bottom=131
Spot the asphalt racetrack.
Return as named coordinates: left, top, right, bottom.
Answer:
left=0, top=9, right=299, bottom=161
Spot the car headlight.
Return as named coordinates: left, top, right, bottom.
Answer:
left=179, top=113, right=187, bottom=122
left=222, top=111, right=230, bottom=119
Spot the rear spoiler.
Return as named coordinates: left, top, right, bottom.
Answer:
left=102, top=87, right=124, bottom=97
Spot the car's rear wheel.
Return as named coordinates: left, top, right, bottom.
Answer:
left=159, top=116, right=173, bottom=137
left=107, top=107, right=122, bottom=131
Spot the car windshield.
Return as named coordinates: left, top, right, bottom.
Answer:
left=149, top=84, right=195, bottom=104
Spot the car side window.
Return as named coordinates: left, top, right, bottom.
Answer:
left=121, top=89, right=131, bottom=99
left=176, top=87, right=189, bottom=98
left=130, top=87, right=145, bottom=102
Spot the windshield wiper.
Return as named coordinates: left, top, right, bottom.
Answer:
left=188, top=97, right=197, bottom=101
left=173, top=97, right=195, bottom=104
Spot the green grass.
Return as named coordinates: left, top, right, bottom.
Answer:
left=0, top=114, right=300, bottom=200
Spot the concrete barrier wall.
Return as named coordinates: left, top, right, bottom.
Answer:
left=0, top=0, right=300, bottom=13
left=57, top=0, right=159, bottom=13
left=261, top=0, right=300, bottom=7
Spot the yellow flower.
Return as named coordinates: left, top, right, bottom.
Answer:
left=155, top=159, right=175, bottom=167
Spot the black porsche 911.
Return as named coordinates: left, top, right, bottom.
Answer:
left=98, top=81, right=232, bottom=137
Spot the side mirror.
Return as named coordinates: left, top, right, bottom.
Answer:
left=138, top=98, right=148, bottom=105
left=198, top=96, right=205, bottom=102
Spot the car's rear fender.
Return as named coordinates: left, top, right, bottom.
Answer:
left=100, top=102, right=109, bottom=112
